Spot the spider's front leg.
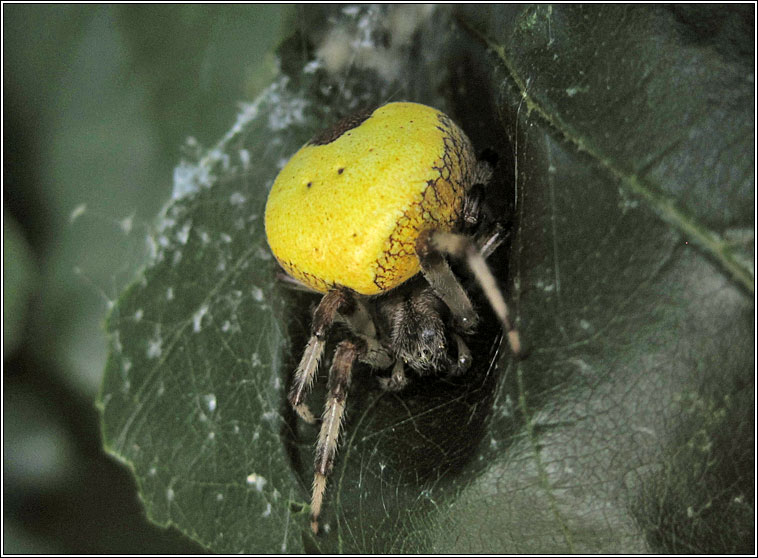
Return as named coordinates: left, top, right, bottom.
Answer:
left=416, top=229, right=522, bottom=356
left=310, top=337, right=365, bottom=535
left=288, top=288, right=354, bottom=423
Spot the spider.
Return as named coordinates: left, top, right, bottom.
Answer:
left=264, top=102, right=521, bottom=534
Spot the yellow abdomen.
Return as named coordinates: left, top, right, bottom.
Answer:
left=264, top=102, right=476, bottom=295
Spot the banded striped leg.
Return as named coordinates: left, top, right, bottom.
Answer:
left=416, top=229, right=522, bottom=356
left=416, top=230, right=479, bottom=335
left=477, top=222, right=506, bottom=260
left=288, top=288, right=353, bottom=423
left=310, top=338, right=363, bottom=534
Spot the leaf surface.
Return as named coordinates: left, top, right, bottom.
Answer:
left=99, top=5, right=754, bottom=553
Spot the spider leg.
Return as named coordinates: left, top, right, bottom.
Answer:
left=378, top=358, right=408, bottom=391
left=477, top=222, right=506, bottom=260
left=340, top=297, right=394, bottom=370
left=415, top=230, right=479, bottom=335
left=461, top=183, right=485, bottom=232
left=275, top=269, right=319, bottom=293
left=451, top=332, right=472, bottom=375
left=288, top=287, right=353, bottom=423
left=310, top=338, right=364, bottom=534
left=461, top=157, right=496, bottom=232
left=420, top=230, right=521, bottom=356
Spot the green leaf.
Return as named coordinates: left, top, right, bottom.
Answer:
left=99, top=5, right=754, bottom=553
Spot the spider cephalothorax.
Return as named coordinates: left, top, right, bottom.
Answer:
left=380, top=282, right=453, bottom=374
left=264, top=101, right=521, bottom=534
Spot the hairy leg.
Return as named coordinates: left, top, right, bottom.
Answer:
left=339, top=296, right=394, bottom=371
left=310, top=338, right=363, bottom=534
left=416, top=229, right=478, bottom=334
left=422, top=230, right=521, bottom=356
left=378, top=358, right=408, bottom=391
left=288, top=287, right=354, bottom=423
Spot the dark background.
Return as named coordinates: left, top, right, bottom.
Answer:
left=3, top=5, right=291, bottom=552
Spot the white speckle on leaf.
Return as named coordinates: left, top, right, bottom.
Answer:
left=146, top=236, right=159, bottom=261
left=200, top=231, right=210, bottom=245
left=208, top=431, right=215, bottom=440
left=267, top=95, right=308, bottom=132
left=262, top=502, right=272, bottom=517
left=230, top=192, right=246, bottom=205
left=146, top=337, right=162, bottom=359
left=579, top=319, right=592, bottom=330
left=565, top=85, right=589, bottom=97
left=123, top=359, right=132, bottom=373
left=172, top=159, right=212, bottom=200
left=534, top=279, right=555, bottom=292
left=251, top=286, right=264, bottom=302
left=220, top=233, right=232, bottom=244
left=176, top=221, right=192, bottom=244
left=119, top=214, right=134, bottom=234
left=247, top=473, right=267, bottom=491
left=167, top=487, right=175, bottom=502
left=251, top=352, right=262, bottom=367
left=256, top=246, right=272, bottom=260
left=619, top=195, right=640, bottom=212
left=262, top=411, right=277, bottom=423
left=148, top=466, right=157, bottom=476
left=216, top=492, right=224, bottom=501
left=221, top=320, right=231, bottom=332
left=204, top=393, right=217, bottom=413
left=193, top=305, right=209, bottom=332
left=134, top=309, right=144, bottom=322
left=110, top=331, right=122, bottom=353
left=166, top=287, right=174, bottom=301
left=238, top=149, right=251, bottom=169
left=69, top=203, right=87, bottom=223
left=303, top=59, right=322, bottom=74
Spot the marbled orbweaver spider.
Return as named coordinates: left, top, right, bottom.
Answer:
left=264, top=102, right=521, bottom=534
